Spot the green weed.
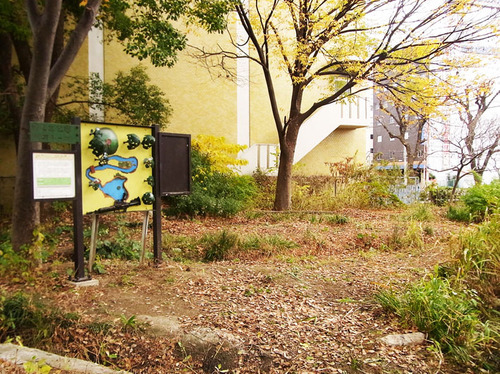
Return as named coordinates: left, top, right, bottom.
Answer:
left=384, top=225, right=405, bottom=251
left=377, top=217, right=500, bottom=368
left=323, top=214, right=349, bottom=225
left=376, top=276, right=495, bottom=364
left=0, top=235, right=31, bottom=277
left=162, top=234, right=199, bottom=262
left=447, top=204, right=471, bottom=222
left=23, top=358, right=52, bottom=374
left=201, top=230, right=239, bottom=262
left=238, top=233, right=299, bottom=257
left=119, top=314, right=139, bottom=332
left=402, top=203, right=435, bottom=222
left=93, top=227, right=141, bottom=260
left=264, top=234, right=299, bottom=251
left=0, top=293, right=77, bottom=346
left=402, top=221, right=424, bottom=251
left=453, top=214, right=500, bottom=304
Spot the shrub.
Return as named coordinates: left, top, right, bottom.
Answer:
left=290, top=176, right=338, bottom=211
left=0, top=234, right=31, bottom=277
left=327, top=157, right=402, bottom=209
left=423, top=184, right=454, bottom=206
left=462, top=180, right=500, bottom=222
left=335, top=181, right=401, bottom=209
left=252, top=170, right=276, bottom=210
left=164, top=142, right=257, bottom=217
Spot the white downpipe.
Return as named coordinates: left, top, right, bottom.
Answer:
left=88, top=25, right=104, bottom=121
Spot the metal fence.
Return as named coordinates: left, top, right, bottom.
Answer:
left=390, top=177, right=421, bottom=204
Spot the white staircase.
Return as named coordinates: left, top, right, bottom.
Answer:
left=294, top=104, right=341, bottom=163
left=238, top=94, right=373, bottom=175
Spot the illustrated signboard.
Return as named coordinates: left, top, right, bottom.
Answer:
left=80, top=122, right=155, bottom=215
left=32, top=152, right=76, bottom=200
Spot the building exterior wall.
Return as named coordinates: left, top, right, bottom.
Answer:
left=297, top=127, right=367, bottom=176
left=372, top=93, right=426, bottom=169
left=102, top=27, right=239, bottom=142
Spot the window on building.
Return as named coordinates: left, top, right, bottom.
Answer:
left=377, top=135, right=382, bottom=143
left=404, top=132, right=409, bottom=140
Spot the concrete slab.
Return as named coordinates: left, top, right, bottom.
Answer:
left=0, top=343, right=130, bottom=373
left=69, top=279, right=100, bottom=287
left=380, top=332, right=426, bottom=346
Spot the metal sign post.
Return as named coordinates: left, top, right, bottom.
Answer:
left=71, top=118, right=88, bottom=281
left=153, top=125, right=162, bottom=263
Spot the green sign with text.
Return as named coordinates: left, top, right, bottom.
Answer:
left=30, top=122, right=80, bottom=144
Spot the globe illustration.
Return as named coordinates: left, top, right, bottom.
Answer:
left=89, top=127, right=119, bottom=157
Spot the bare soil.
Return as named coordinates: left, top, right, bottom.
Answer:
left=1, top=208, right=468, bottom=373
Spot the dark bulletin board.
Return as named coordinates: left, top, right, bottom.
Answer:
left=158, top=133, right=191, bottom=196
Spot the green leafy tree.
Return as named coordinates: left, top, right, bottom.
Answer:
left=0, top=0, right=236, bottom=251
left=56, top=65, right=172, bottom=127
left=198, top=0, right=498, bottom=210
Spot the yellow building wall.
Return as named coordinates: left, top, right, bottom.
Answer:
left=66, top=38, right=89, bottom=86
left=248, top=61, right=281, bottom=145
left=102, top=26, right=238, bottom=143
left=296, top=127, right=367, bottom=176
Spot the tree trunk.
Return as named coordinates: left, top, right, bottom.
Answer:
left=404, top=144, right=416, bottom=178
left=274, top=144, right=294, bottom=210
left=273, top=120, right=300, bottom=211
left=11, top=1, right=62, bottom=252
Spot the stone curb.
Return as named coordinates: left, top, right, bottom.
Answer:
left=380, top=332, right=426, bottom=346
left=0, top=343, right=130, bottom=374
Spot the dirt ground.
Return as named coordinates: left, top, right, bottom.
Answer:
left=1, top=208, right=468, bottom=373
